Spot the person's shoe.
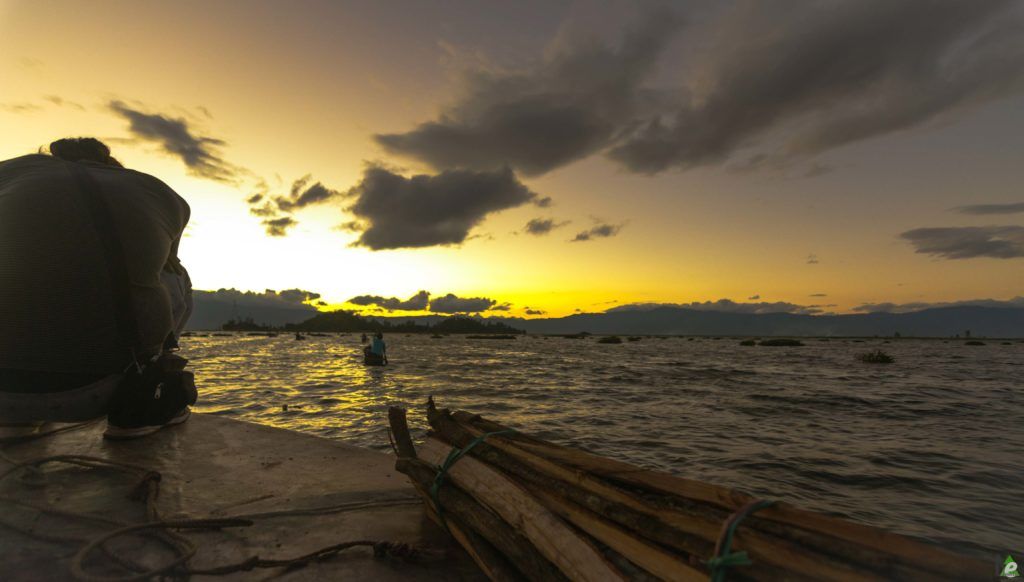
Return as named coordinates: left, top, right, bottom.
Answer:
left=104, top=368, right=196, bottom=440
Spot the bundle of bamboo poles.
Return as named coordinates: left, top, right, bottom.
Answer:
left=387, top=399, right=986, bottom=581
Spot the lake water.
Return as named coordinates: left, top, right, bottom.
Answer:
left=180, top=332, right=1023, bottom=559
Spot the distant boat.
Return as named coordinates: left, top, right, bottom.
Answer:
left=363, top=346, right=386, bottom=366
left=295, top=333, right=306, bottom=340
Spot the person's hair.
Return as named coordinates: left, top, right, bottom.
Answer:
left=47, top=137, right=123, bottom=167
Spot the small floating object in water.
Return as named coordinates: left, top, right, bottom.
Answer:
left=467, top=334, right=517, bottom=340
left=965, top=340, right=986, bottom=346
left=597, top=336, right=622, bottom=344
left=430, top=334, right=444, bottom=339
left=758, top=338, right=804, bottom=346
left=739, top=339, right=756, bottom=346
left=627, top=336, right=642, bottom=342
left=858, top=349, right=895, bottom=363
left=295, top=333, right=306, bottom=340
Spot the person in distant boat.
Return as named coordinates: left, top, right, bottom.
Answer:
left=364, top=332, right=387, bottom=364
left=0, top=137, right=196, bottom=438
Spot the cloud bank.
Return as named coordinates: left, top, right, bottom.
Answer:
left=348, top=290, right=431, bottom=311
left=900, top=226, right=1024, bottom=259
left=428, top=293, right=497, bottom=313
left=376, top=2, right=1023, bottom=178
left=607, top=299, right=824, bottom=315
left=375, top=9, right=682, bottom=176
left=194, top=288, right=321, bottom=308
left=610, top=1, right=1024, bottom=173
left=953, top=202, right=1024, bottom=215
left=852, top=297, right=1024, bottom=313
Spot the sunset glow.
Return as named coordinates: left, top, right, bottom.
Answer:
left=3, top=0, right=1022, bottom=318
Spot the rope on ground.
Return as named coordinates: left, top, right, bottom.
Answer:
left=1, top=436, right=441, bottom=580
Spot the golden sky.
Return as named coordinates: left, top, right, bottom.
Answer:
left=2, top=0, right=1022, bottom=318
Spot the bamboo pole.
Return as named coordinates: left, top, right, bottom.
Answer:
left=397, top=458, right=567, bottom=581
left=430, top=402, right=894, bottom=582
left=420, top=438, right=625, bottom=582
left=521, top=482, right=707, bottom=582
left=388, top=407, right=566, bottom=581
left=422, top=502, right=520, bottom=582
left=448, top=409, right=988, bottom=581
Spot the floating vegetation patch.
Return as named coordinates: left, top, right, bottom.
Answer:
left=965, top=341, right=986, bottom=346
left=597, top=336, right=623, bottom=344
left=739, top=339, right=757, bottom=346
left=858, top=349, right=895, bottom=364
left=758, top=338, right=804, bottom=347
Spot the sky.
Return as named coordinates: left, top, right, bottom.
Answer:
left=2, top=0, right=1023, bottom=318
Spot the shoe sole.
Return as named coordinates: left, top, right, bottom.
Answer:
left=104, top=408, right=191, bottom=440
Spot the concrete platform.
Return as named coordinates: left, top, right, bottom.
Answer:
left=0, top=413, right=483, bottom=581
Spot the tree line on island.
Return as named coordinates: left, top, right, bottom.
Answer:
left=221, top=311, right=524, bottom=335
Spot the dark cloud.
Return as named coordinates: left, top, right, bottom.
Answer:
left=525, top=308, right=547, bottom=316
left=43, top=95, right=84, bottom=111
left=953, top=202, right=1024, bottom=215
left=1, top=102, right=42, bottom=113
left=809, top=293, right=828, bottom=297
left=246, top=193, right=264, bottom=204
left=109, top=100, right=244, bottom=183
left=900, top=226, right=1024, bottom=259
left=3, top=95, right=85, bottom=114
left=348, top=290, right=431, bottom=311
left=490, top=302, right=512, bottom=312
left=193, top=288, right=321, bottom=309
left=748, top=294, right=760, bottom=300
left=572, top=222, right=623, bottom=242
left=263, top=216, right=297, bottom=237
left=374, top=9, right=682, bottom=176
left=852, top=296, right=1024, bottom=313
left=804, top=163, right=834, bottom=178
left=609, top=1, right=1024, bottom=173
left=249, top=202, right=278, bottom=217
left=428, top=293, right=497, bottom=313
left=345, top=165, right=539, bottom=250
left=275, top=175, right=343, bottom=212
left=523, top=218, right=570, bottom=236
left=608, top=299, right=823, bottom=315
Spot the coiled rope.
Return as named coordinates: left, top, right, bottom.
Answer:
left=0, top=421, right=439, bottom=580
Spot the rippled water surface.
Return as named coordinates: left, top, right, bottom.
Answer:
left=181, top=333, right=1023, bottom=557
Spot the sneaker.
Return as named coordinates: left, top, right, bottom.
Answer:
left=104, top=368, right=197, bottom=440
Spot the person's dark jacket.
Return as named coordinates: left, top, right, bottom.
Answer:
left=0, top=154, right=190, bottom=385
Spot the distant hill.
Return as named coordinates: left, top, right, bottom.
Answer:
left=498, top=306, right=1024, bottom=337
left=187, top=295, right=1024, bottom=337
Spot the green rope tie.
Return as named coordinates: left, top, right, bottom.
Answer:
left=708, top=499, right=775, bottom=582
left=429, top=429, right=516, bottom=532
